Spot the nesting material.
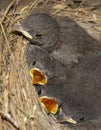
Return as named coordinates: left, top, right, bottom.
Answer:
left=30, top=68, right=47, bottom=85
left=39, top=96, right=58, bottom=114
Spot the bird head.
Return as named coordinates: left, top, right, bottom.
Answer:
left=11, top=13, right=60, bottom=52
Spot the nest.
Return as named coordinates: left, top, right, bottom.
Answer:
left=0, top=0, right=101, bottom=130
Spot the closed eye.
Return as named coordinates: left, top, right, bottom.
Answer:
left=35, top=33, right=42, bottom=38
left=32, top=60, right=36, bottom=65
left=79, top=117, right=85, bottom=122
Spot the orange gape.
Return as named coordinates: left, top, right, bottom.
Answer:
left=39, top=96, right=58, bottom=114
left=30, top=68, right=47, bottom=85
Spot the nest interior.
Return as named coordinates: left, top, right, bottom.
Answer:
left=0, top=0, right=101, bottom=130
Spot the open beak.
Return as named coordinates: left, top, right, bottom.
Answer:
left=39, top=96, right=58, bottom=114
left=10, top=24, right=33, bottom=40
left=30, top=68, right=47, bottom=85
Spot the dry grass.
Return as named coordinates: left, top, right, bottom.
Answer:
left=0, top=0, right=101, bottom=130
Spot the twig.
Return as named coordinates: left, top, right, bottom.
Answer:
left=0, top=0, right=16, bottom=25
left=0, top=23, right=11, bottom=54
left=29, top=0, right=42, bottom=11
left=0, top=112, right=22, bottom=130
left=0, top=24, right=8, bottom=44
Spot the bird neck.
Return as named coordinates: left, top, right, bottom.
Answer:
left=46, top=42, right=61, bottom=54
